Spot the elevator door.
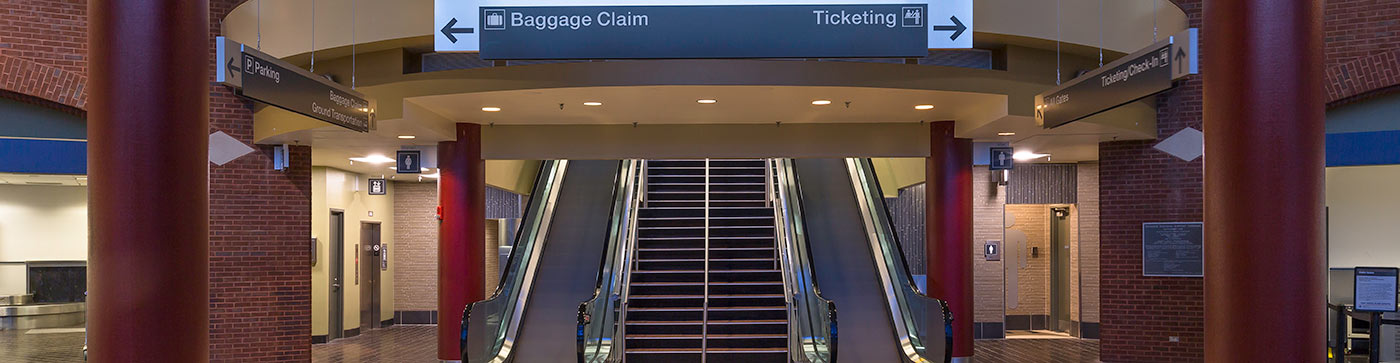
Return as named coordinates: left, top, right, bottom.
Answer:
left=360, top=222, right=382, bottom=331
left=329, top=211, right=346, bottom=340
left=1050, top=207, right=1072, bottom=333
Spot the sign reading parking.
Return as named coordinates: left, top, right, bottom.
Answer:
left=435, top=0, right=972, bottom=58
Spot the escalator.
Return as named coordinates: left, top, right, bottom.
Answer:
left=576, top=158, right=950, bottom=363
left=790, top=158, right=951, bottom=363
left=461, top=160, right=624, bottom=362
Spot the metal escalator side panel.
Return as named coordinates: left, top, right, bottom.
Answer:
left=772, top=158, right=838, bottom=363
left=843, top=158, right=952, bottom=363
left=578, top=160, right=643, bottom=363
left=462, top=159, right=570, bottom=363
left=791, top=159, right=903, bottom=363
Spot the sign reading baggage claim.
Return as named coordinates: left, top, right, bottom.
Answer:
left=216, top=37, right=373, bottom=132
left=435, top=0, right=973, bottom=59
left=1035, top=29, right=1198, bottom=129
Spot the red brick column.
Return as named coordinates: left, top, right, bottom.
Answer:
left=1202, top=0, right=1326, bottom=360
left=926, top=121, right=973, bottom=361
left=439, top=123, right=486, bottom=360
left=86, top=0, right=209, bottom=361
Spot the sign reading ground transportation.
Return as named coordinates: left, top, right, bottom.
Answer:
left=1142, top=222, right=1203, bottom=277
left=1035, top=28, right=1198, bottom=129
left=435, top=0, right=972, bottom=58
left=216, top=37, right=373, bottom=133
left=1355, top=267, right=1399, bottom=312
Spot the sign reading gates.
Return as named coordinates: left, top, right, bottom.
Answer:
left=1035, top=28, right=1198, bottom=129
left=436, top=0, right=973, bottom=58
left=216, top=37, right=373, bottom=133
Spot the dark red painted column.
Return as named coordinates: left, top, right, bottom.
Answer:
left=86, top=0, right=209, bottom=361
left=439, top=123, right=486, bottom=360
left=1203, top=0, right=1325, bottom=361
left=927, top=121, right=973, bottom=361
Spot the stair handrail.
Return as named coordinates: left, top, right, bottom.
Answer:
left=577, top=159, right=645, bottom=363
left=773, top=158, right=839, bottom=363
left=843, top=158, right=954, bottom=363
left=462, top=159, right=571, bottom=362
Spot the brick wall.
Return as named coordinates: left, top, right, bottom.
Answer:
left=0, top=0, right=86, bottom=74
left=205, top=0, right=313, bottom=361
left=1098, top=83, right=1205, bottom=363
left=393, top=181, right=439, bottom=312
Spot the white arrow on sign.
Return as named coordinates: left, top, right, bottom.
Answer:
left=434, top=0, right=972, bottom=52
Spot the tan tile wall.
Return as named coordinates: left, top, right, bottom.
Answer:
left=1077, top=162, right=1100, bottom=323
left=484, top=221, right=500, bottom=298
left=392, top=182, right=440, bottom=311
left=1005, top=204, right=1050, bottom=316
left=973, top=167, right=1007, bottom=323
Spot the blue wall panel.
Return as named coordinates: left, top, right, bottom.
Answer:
left=0, top=138, right=86, bottom=174
left=1326, top=131, right=1400, bottom=167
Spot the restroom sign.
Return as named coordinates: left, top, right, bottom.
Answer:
left=435, top=0, right=973, bottom=58
left=397, top=150, right=422, bottom=174
left=368, top=178, right=387, bottom=195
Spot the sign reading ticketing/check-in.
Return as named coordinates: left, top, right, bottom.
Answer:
left=1035, top=28, right=1197, bottom=129
left=435, top=0, right=972, bottom=58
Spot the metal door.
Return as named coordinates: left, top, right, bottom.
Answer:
left=329, top=211, right=346, bottom=340
left=360, top=222, right=382, bottom=331
left=1049, top=207, right=1072, bottom=333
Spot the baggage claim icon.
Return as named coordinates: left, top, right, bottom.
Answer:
left=485, top=9, right=506, bottom=30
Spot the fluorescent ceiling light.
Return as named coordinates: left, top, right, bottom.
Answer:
left=386, top=167, right=432, bottom=172
left=914, top=104, right=934, bottom=110
left=397, top=135, right=416, bottom=139
left=481, top=107, right=502, bottom=112
left=350, top=155, right=395, bottom=164
left=997, top=132, right=1016, bottom=136
left=421, top=172, right=440, bottom=179
left=1013, top=151, right=1050, bottom=161
left=583, top=102, right=603, bottom=106
left=812, top=100, right=832, bottom=105
left=697, top=99, right=717, bottom=104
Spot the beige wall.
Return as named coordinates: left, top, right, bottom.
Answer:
left=973, top=167, right=1007, bottom=323
left=1077, top=162, right=1100, bottom=323
left=1005, top=204, right=1052, bottom=316
left=0, top=184, right=87, bottom=295
left=312, top=167, right=396, bottom=336
left=1326, top=165, right=1400, bottom=268
left=392, top=181, right=439, bottom=311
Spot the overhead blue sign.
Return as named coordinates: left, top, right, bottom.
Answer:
left=436, top=0, right=974, bottom=55
left=988, top=146, right=1013, bottom=170
left=397, top=150, right=422, bottom=174
left=478, top=4, right=933, bottom=59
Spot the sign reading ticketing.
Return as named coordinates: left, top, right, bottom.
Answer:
left=435, top=0, right=972, bottom=57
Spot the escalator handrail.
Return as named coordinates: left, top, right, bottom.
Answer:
left=843, top=158, right=954, bottom=363
left=575, top=160, right=642, bottom=363
left=460, top=159, right=571, bottom=362
left=775, top=158, right=839, bottom=363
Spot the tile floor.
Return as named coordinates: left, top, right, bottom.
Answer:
left=0, top=324, right=1103, bottom=362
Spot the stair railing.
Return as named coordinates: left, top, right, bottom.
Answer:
left=773, top=158, right=838, bottom=363
left=576, top=160, right=645, bottom=363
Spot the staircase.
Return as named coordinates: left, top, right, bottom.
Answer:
left=624, top=159, right=788, bottom=363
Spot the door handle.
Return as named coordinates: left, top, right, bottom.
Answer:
left=332, top=283, right=341, bottom=292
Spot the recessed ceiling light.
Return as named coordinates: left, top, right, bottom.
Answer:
left=350, top=155, right=395, bottom=164
left=997, top=132, right=1016, bottom=136
left=397, top=135, right=417, bottom=139
left=697, top=99, right=717, bottom=104
left=914, top=104, right=934, bottom=110
left=812, top=100, right=832, bottom=106
left=481, top=107, right=502, bottom=112
left=583, top=102, right=603, bottom=106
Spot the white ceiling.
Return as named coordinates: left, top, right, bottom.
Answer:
left=406, top=85, right=1007, bottom=126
